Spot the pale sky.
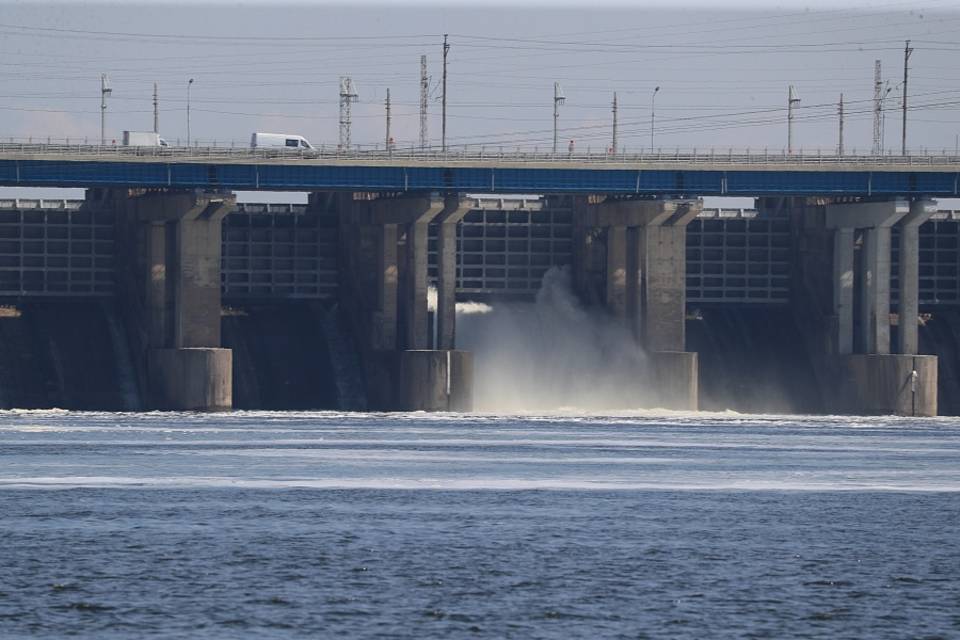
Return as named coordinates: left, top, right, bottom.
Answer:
left=1, top=0, right=959, bottom=202
left=0, top=1, right=958, bottom=152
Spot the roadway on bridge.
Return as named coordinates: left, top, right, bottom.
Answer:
left=1, top=144, right=959, bottom=196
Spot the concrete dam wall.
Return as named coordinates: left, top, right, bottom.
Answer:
left=0, top=194, right=958, bottom=415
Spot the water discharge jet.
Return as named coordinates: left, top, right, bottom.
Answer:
left=456, top=267, right=659, bottom=412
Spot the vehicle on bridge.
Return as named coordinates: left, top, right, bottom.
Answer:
left=122, top=131, right=168, bottom=147
left=250, top=132, right=314, bottom=150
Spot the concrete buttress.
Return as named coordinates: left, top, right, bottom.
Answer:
left=113, top=189, right=234, bottom=411
left=336, top=192, right=474, bottom=411
left=791, top=197, right=937, bottom=415
left=573, top=196, right=701, bottom=409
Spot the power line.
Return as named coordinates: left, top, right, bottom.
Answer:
left=0, top=22, right=441, bottom=42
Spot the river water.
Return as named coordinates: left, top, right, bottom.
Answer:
left=1, top=410, right=959, bottom=638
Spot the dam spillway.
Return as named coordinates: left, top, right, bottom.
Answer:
left=0, top=192, right=956, bottom=415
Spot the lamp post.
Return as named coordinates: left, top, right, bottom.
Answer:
left=880, top=82, right=900, bottom=154
left=100, top=74, right=112, bottom=146
left=787, top=85, right=800, bottom=154
left=650, top=86, right=660, bottom=150
left=553, top=82, right=565, bottom=155
left=187, top=78, right=194, bottom=147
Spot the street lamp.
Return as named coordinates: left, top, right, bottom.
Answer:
left=650, top=86, right=660, bottom=150
left=100, top=74, right=112, bottom=146
left=880, top=82, right=901, bottom=154
left=187, top=78, right=194, bottom=147
left=553, top=82, right=565, bottom=155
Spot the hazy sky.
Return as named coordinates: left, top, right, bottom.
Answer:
left=1, top=0, right=959, bottom=157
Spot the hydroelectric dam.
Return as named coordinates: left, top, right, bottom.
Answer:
left=2, top=144, right=960, bottom=415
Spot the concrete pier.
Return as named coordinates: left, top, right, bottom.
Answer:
left=792, top=197, right=938, bottom=416
left=398, top=350, right=473, bottom=411
left=337, top=192, right=473, bottom=411
left=112, top=189, right=235, bottom=410
left=149, top=348, right=232, bottom=411
left=648, top=351, right=699, bottom=410
left=574, top=196, right=701, bottom=409
left=829, top=354, right=937, bottom=417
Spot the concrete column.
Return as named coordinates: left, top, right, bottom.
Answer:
left=826, top=200, right=906, bottom=355
left=642, top=220, right=692, bottom=352
left=859, top=227, right=884, bottom=353
left=898, top=200, right=936, bottom=355
left=144, top=221, right=171, bottom=348
left=832, top=227, right=855, bottom=355
left=174, top=201, right=231, bottom=348
left=436, top=196, right=471, bottom=350
left=605, top=225, right=628, bottom=319
left=625, top=226, right=640, bottom=338
left=374, top=223, right=399, bottom=351
left=403, top=220, right=431, bottom=350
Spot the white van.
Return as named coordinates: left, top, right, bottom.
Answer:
left=123, top=131, right=168, bottom=146
left=250, top=132, right=314, bottom=150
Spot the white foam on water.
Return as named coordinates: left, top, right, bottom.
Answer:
left=3, top=476, right=960, bottom=492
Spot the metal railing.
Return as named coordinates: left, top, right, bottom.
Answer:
left=1, top=141, right=960, bottom=168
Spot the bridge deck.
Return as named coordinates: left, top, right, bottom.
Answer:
left=1, top=145, right=959, bottom=196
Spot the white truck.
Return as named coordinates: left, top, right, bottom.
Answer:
left=250, top=132, right=314, bottom=150
left=122, top=131, right=168, bottom=146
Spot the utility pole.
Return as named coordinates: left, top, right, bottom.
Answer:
left=838, top=93, right=844, bottom=156
left=611, top=92, right=618, bottom=155
left=872, top=60, right=882, bottom=155
left=553, top=82, right=565, bottom=154
left=441, top=34, right=449, bottom=152
left=339, top=76, right=358, bottom=151
left=902, top=39, right=913, bottom=155
left=419, top=55, right=429, bottom=150
left=385, top=88, right=392, bottom=153
left=650, top=86, right=660, bottom=150
left=187, top=78, right=194, bottom=147
left=100, top=74, right=111, bottom=146
left=787, top=85, right=800, bottom=154
left=153, top=82, right=159, bottom=134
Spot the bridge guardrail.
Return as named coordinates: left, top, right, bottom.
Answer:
left=1, top=142, right=960, bottom=167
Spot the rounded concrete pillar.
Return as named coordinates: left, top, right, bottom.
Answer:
left=829, top=354, right=936, bottom=416
left=149, top=348, right=232, bottom=411
left=397, top=350, right=473, bottom=412
left=649, top=351, right=699, bottom=411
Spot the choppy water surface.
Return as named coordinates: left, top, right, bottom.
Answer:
left=1, top=410, right=959, bottom=639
